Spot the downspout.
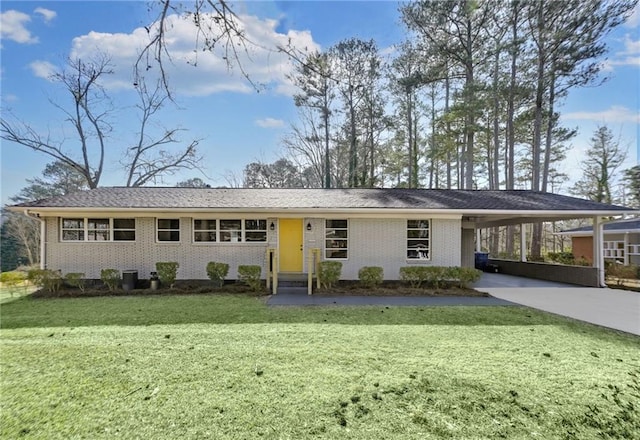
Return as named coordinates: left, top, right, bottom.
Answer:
left=594, top=216, right=628, bottom=288
left=24, top=210, right=46, bottom=269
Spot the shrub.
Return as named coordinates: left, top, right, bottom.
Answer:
left=65, top=272, right=86, bottom=292
left=445, top=267, right=482, bottom=288
left=546, top=252, right=576, bottom=265
left=606, top=264, right=639, bottom=283
left=318, top=261, right=342, bottom=289
left=206, top=262, right=229, bottom=287
left=237, top=265, right=262, bottom=291
left=358, top=266, right=383, bottom=288
left=156, top=262, right=179, bottom=287
left=0, top=271, right=26, bottom=287
left=399, top=266, right=446, bottom=288
left=100, top=269, right=121, bottom=291
left=27, top=269, right=63, bottom=292
left=1, top=271, right=27, bottom=296
left=400, top=266, right=481, bottom=289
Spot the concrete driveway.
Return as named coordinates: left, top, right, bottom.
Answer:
left=473, top=273, right=640, bottom=336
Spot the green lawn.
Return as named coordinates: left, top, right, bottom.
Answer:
left=2, top=294, right=639, bottom=439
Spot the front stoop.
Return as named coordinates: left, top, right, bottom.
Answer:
left=276, top=273, right=312, bottom=295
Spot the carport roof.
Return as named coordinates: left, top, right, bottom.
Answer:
left=10, top=187, right=638, bottom=226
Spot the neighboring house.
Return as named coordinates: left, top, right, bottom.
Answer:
left=558, top=218, right=640, bottom=266
left=8, top=188, right=637, bottom=284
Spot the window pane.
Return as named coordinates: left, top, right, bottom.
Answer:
left=114, top=230, right=136, bottom=241
left=220, top=231, right=242, bottom=242
left=194, top=231, right=216, bottom=242
left=245, top=219, right=266, bottom=230
left=114, top=219, right=135, bottom=229
left=62, top=230, right=83, bottom=241
left=326, top=249, right=348, bottom=259
left=326, top=239, right=347, bottom=249
left=62, top=218, right=84, bottom=229
left=407, top=229, right=429, bottom=239
left=326, top=229, right=348, bottom=239
left=245, top=231, right=267, bottom=242
left=88, top=219, right=109, bottom=229
left=194, top=219, right=216, bottom=230
left=220, top=220, right=242, bottom=230
left=158, top=230, right=180, bottom=241
left=88, top=231, right=109, bottom=241
left=407, top=220, right=429, bottom=229
left=326, top=219, right=347, bottom=229
left=158, top=219, right=179, bottom=229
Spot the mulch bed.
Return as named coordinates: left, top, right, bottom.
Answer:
left=28, top=280, right=487, bottom=299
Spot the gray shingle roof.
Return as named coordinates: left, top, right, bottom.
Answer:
left=562, top=218, right=640, bottom=233
left=10, top=187, right=633, bottom=212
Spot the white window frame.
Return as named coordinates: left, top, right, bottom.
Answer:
left=325, top=219, right=348, bottom=260
left=157, top=218, right=181, bottom=242
left=61, top=218, right=136, bottom=242
left=192, top=219, right=267, bottom=244
left=407, top=219, right=430, bottom=261
left=194, top=219, right=217, bottom=242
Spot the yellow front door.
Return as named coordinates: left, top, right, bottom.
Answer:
left=279, top=219, right=303, bottom=272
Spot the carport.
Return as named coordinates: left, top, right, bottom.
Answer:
left=464, top=194, right=639, bottom=287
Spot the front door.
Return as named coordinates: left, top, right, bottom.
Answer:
left=279, top=218, right=303, bottom=272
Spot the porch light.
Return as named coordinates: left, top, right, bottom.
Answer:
left=306, top=222, right=312, bottom=231
left=270, top=222, right=275, bottom=231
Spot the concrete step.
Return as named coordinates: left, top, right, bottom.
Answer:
left=277, top=286, right=308, bottom=295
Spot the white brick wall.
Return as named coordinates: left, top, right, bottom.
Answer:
left=45, top=215, right=462, bottom=280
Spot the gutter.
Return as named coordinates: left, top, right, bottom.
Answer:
left=24, top=210, right=46, bottom=270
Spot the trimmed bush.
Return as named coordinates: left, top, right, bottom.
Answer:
left=400, top=266, right=481, bottom=289
left=445, top=267, right=482, bottom=288
left=206, top=262, right=229, bottom=287
left=546, top=252, right=576, bottom=265
left=318, top=261, right=342, bottom=289
left=100, top=269, right=121, bottom=291
left=27, top=269, right=63, bottom=292
left=156, top=262, right=179, bottom=288
left=237, top=265, right=262, bottom=291
left=65, top=272, right=86, bottom=292
left=358, top=266, right=383, bottom=288
left=399, top=266, right=444, bottom=288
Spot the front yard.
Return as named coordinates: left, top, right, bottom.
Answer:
left=1, top=294, right=639, bottom=439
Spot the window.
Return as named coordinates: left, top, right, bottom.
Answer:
left=113, top=219, right=136, bottom=241
left=245, top=219, right=267, bottom=242
left=158, top=219, right=180, bottom=242
left=61, top=218, right=136, bottom=242
left=87, top=219, right=110, bottom=241
left=194, top=219, right=217, bottom=242
left=407, top=220, right=430, bottom=260
left=325, top=219, right=348, bottom=259
left=195, top=219, right=267, bottom=243
left=220, top=220, right=242, bottom=242
left=61, top=218, right=85, bottom=241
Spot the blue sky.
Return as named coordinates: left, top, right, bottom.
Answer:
left=1, top=0, right=639, bottom=205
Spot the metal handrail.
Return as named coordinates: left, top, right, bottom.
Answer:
left=266, top=248, right=278, bottom=294
left=307, top=248, right=322, bottom=295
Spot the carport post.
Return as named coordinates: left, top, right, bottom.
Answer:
left=520, top=224, right=527, bottom=262
left=593, top=216, right=605, bottom=287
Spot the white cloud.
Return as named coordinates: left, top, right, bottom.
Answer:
left=255, top=117, right=285, bottom=128
left=69, top=12, right=320, bottom=97
left=562, top=105, right=640, bottom=124
left=34, top=7, right=57, bottom=23
left=0, top=10, right=37, bottom=44
left=29, top=60, right=57, bottom=80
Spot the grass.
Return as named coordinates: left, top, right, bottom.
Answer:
left=0, top=283, right=37, bottom=304
left=2, top=294, right=639, bottom=439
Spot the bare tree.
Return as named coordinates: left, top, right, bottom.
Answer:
left=123, top=78, right=202, bottom=187
left=2, top=55, right=114, bottom=189
left=1, top=56, right=202, bottom=189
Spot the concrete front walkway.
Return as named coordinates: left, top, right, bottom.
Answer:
left=267, top=273, right=640, bottom=336
left=267, top=295, right=514, bottom=307
left=473, top=273, right=640, bottom=336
